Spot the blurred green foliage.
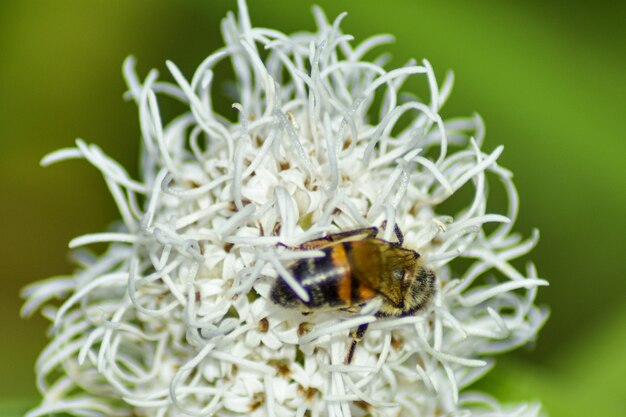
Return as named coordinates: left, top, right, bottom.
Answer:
left=1, top=1, right=624, bottom=415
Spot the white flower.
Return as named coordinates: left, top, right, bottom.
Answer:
left=22, top=1, right=549, bottom=416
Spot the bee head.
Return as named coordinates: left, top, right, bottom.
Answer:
left=402, top=266, right=436, bottom=314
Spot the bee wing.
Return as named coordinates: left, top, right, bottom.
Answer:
left=350, top=240, right=418, bottom=306
left=348, top=239, right=385, bottom=281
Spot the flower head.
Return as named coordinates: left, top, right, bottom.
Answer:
left=23, top=1, right=548, bottom=416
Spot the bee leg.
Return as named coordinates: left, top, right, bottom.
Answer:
left=276, top=239, right=329, bottom=250
left=380, top=220, right=404, bottom=246
left=325, top=226, right=379, bottom=242
left=392, top=223, right=404, bottom=246
left=296, top=238, right=337, bottom=250
left=295, top=226, right=379, bottom=250
left=344, top=323, right=369, bottom=364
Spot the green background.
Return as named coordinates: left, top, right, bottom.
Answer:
left=1, top=1, right=624, bottom=416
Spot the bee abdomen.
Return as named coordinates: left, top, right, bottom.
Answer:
left=271, top=245, right=353, bottom=310
left=269, top=279, right=301, bottom=308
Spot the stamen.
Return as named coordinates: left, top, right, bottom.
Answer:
left=68, top=233, right=139, bottom=248
left=459, top=278, right=549, bottom=307
left=299, top=316, right=376, bottom=344
left=40, top=147, right=83, bottom=166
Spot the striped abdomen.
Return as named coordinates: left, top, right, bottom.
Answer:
left=269, top=243, right=377, bottom=310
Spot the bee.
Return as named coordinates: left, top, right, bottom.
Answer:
left=270, top=224, right=436, bottom=363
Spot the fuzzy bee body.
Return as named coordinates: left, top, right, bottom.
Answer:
left=269, top=225, right=436, bottom=363
left=270, top=242, right=379, bottom=311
